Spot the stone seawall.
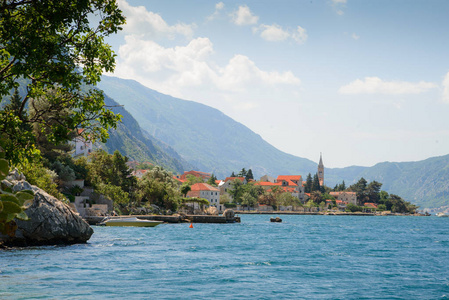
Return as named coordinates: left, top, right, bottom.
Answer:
left=85, top=214, right=240, bottom=225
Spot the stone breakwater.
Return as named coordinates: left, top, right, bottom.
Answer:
left=1, top=170, right=93, bottom=247
left=85, top=209, right=241, bottom=225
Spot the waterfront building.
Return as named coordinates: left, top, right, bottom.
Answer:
left=187, top=183, right=221, bottom=209
left=179, top=170, right=211, bottom=181
left=329, top=191, right=357, bottom=205
left=219, top=177, right=247, bottom=200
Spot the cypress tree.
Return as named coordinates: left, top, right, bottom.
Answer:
left=305, top=173, right=313, bottom=193
left=246, top=169, right=254, bottom=181
left=312, top=174, right=321, bottom=192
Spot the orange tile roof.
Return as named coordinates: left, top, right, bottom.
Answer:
left=364, top=202, right=378, bottom=208
left=173, top=176, right=186, bottom=183
left=277, top=175, right=302, bottom=182
left=255, top=182, right=282, bottom=186
left=190, top=183, right=220, bottom=192
left=224, top=177, right=245, bottom=182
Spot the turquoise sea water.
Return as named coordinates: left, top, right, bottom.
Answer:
left=1, top=215, right=449, bottom=299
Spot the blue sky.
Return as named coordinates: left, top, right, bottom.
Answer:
left=105, top=0, right=449, bottom=168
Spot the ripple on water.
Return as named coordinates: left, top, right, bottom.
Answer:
left=2, top=215, right=449, bottom=299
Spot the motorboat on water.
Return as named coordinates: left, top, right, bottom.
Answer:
left=436, top=212, right=449, bottom=217
left=99, top=217, right=164, bottom=227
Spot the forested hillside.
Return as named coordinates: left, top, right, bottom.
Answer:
left=102, top=93, right=192, bottom=174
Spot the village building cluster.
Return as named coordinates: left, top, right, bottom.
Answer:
left=170, top=154, right=361, bottom=213
left=71, top=134, right=369, bottom=214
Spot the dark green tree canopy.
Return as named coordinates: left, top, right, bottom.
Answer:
left=305, top=173, right=312, bottom=193
left=0, top=0, right=125, bottom=164
left=245, top=169, right=254, bottom=181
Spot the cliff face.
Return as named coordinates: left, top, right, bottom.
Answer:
left=1, top=171, right=93, bottom=247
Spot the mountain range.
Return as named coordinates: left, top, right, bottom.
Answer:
left=97, top=76, right=449, bottom=209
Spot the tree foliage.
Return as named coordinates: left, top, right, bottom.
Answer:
left=0, top=0, right=125, bottom=165
left=304, top=173, right=312, bottom=193
left=245, top=169, right=254, bottom=181
left=136, top=166, right=181, bottom=211
left=185, top=174, right=204, bottom=185
left=348, top=178, right=417, bottom=213
left=207, top=173, right=218, bottom=186
left=87, top=150, right=135, bottom=192
left=312, top=173, right=321, bottom=192
left=0, top=151, right=33, bottom=237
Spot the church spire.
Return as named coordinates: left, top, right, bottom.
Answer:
left=318, top=153, right=324, bottom=186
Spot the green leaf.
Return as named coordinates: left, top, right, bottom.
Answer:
left=1, top=186, right=13, bottom=193
left=15, top=211, right=29, bottom=221
left=0, top=201, right=22, bottom=215
left=0, top=159, right=8, bottom=181
left=0, top=194, right=20, bottom=205
left=0, top=200, right=3, bottom=213
left=0, top=211, right=16, bottom=223
left=15, top=191, right=34, bottom=206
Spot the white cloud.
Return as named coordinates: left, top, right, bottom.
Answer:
left=207, top=2, right=225, bottom=21
left=216, top=2, right=224, bottom=10
left=330, top=0, right=347, bottom=15
left=259, top=24, right=290, bottom=41
left=117, top=0, right=195, bottom=39
left=351, top=33, right=360, bottom=40
left=292, top=26, right=308, bottom=44
left=113, top=36, right=301, bottom=114
left=443, top=71, right=449, bottom=103
left=231, top=5, right=259, bottom=26
left=116, top=37, right=300, bottom=90
left=255, top=24, right=308, bottom=44
left=339, top=77, right=438, bottom=95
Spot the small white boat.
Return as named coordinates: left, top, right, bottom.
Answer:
left=436, top=212, right=449, bottom=217
left=101, top=217, right=163, bottom=227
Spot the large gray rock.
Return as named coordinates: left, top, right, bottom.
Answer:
left=222, top=209, right=235, bottom=221
left=1, top=179, right=94, bottom=247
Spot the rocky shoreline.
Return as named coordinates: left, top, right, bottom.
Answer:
left=1, top=170, right=93, bottom=248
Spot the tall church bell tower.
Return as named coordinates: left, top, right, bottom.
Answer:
left=318, top=153, right=324, bottom=186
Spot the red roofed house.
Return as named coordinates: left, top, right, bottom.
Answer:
left=364, top=202, right=378, bottom=209
left=180, top=170, right=211, bottom=181
left=132, top=169, right=149, bottom=179
left=187, top=183, right=221, bottom=211
left=275, top=175, right=305, bottom=202
left=72, top=128, right=93, bottom=157
left=329, top=191, right=357, bottom=205
left=219, top=177, right=247, bottom=201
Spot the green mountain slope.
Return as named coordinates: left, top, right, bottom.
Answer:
left=98, top=76, right=318, bottom=178
left=325, top=155, right=449, bottom=208
left=102, top=93, right=192, bottom=173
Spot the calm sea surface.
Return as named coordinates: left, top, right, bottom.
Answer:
left=1, top=215, right=449, bottom=299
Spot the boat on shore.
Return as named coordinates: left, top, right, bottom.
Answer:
left=436, top=212, right=449, bottom=217
left=99, top=217, right=164, bottom=227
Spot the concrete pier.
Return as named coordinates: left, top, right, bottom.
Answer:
left=85, top=214, right=240, bottom=225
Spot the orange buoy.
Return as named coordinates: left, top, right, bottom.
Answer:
left=189, top=223, right=193, bottom=228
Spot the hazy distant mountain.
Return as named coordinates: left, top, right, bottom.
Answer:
left=327, top=155, right=449, bottom=209
left=98, top=76, right=318, bottom=178
left=98, top=76, right=449, bottom=209
left=102, top=94, right=192, bottom=173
